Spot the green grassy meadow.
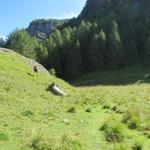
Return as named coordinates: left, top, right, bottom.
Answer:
left=0, top=49, right=150, bottom=150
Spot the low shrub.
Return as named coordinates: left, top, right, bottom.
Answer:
left=29, top=133, right=81, bottom=150
left=123, top=107, right=142, bottom=129
left=111, top=105, right=123, bottom=114
left=141, top=116, right=150, bottom=138
left=143, top=130, right=150, bottom=138
left=21, top=110, right=34, bottom=118
left=102, top=100, right=113, bottom=110
left=61, top=135, right=81, bottom=150
left=0, top=132, right=8, bottom=141
left=85, top=107, right=92, bottom=113
left=103, top=104, right=111, bottom=109
left=29, top=133, right=56, bottom=150
left=49, top=68, right=56, bottom=77
left=67, top=106, right=76, bottom=113
left=111, top=105, right=118, bottom=112
left=100, top=116, right=124, bottom=143
left=132, top=136, right=144, bottom=150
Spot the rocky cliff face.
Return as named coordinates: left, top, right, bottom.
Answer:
left=27, top=19, right=68, bottom=41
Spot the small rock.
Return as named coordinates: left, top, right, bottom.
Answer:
left=80, top=120, right=83, bottom=123
left=63, top=119, right=69, bottom=125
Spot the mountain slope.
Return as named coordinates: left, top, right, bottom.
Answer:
left=0, top=48, right=74, bottom=149
left=78, top=0, right=141, bottom=20
left=0, top=48, right=150, bottom=149
left=43, top=0, right=150, bottom=79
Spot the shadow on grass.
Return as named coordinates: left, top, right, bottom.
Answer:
left=70, top=67, right=150, bottom=86
left=27, top=72, right=34, bottom=77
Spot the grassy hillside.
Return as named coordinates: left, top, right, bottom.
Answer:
left=72, top=67, right=150, bottom=86
left=0, top=48, right=150, bottom=150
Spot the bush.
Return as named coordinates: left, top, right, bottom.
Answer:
left=29, top=133, right=55, bottom=150
left=100, top=116, right=124, bottom=143
left=61, top=135, right=81, bottom=150
left=21, top=110, right=34, bottom=118
left=49, top=68, right=56, bottom=77
left=67, top=106, right=76, bottom=113
left=0, top=133, right=8, bottom=141
left=142, top=115, right=150, bottom=138
left=103, top=103, right=111, bottom=109
left=123, top=107, right=141, bottom=129
left=85, top=107, right=92, bottom=113
left=29, top=133, right=81, bottom=150
left=111, top=105, right=123, bottom=114
left=102, top=100, right=113, bottom=110
left=143, top=130, right=150, bottom=138
left=132, top=137, right=144, bottom=150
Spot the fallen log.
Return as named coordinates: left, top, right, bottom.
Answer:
left=49, top=84, right=68, bottom=96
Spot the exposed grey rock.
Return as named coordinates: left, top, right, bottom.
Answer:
left=27, top=19, right=68, bottom=41
left=0, top=48, right=49, bottom=74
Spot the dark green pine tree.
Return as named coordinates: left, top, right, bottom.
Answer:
left=43, top=35, right=54, bottom=53
left=6, top=29, right=38, bottom=59
left=62, top=28, right=71, bottom=44
left=88, top=34, right=99, bottom=70
left=98, top=30, right=106, bottom=69
left=89, top=30, right=106, bottom=70
left=0, top=37, right=6, bottom=47
left=125, top=39, right=138, bottom=67
left=51, top=29, right=63, bottom=47
left=78, top=21, right=86, bottom=33
left=27, top=37, right=39, bottom=58
left=48, top=47, right=61, bottom=76
left=107, top=20, right=123, bottom=69
left=144, top=35, right=150, bottom=65
left=60, top=28, right=71, bottom=74
left=64, top=40, right=82, bottom=79
left=46, top=29, right=63, bottom=75
left=35, top=43, right=48, bottom=64
left=78, top=21, right=92, bottom=69
left=90, top=22, right=98, bottom=35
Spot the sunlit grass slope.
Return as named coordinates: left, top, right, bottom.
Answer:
left=0, top=49, right=75, bottom=149
left=0, top=48, right=150, bottom=150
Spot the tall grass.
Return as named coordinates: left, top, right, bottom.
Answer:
left=100, top=115, right=125, bottom=143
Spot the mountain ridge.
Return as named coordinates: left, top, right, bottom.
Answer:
left=79, top=0, right=141, bottom=20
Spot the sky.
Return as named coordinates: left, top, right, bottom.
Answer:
left=0, top=0, right=86, bottom=37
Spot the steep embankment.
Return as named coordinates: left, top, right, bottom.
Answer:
left=0, top=48, right=74, bottom=149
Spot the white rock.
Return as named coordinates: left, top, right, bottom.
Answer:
left=63, top=119, right=69, bottom=124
